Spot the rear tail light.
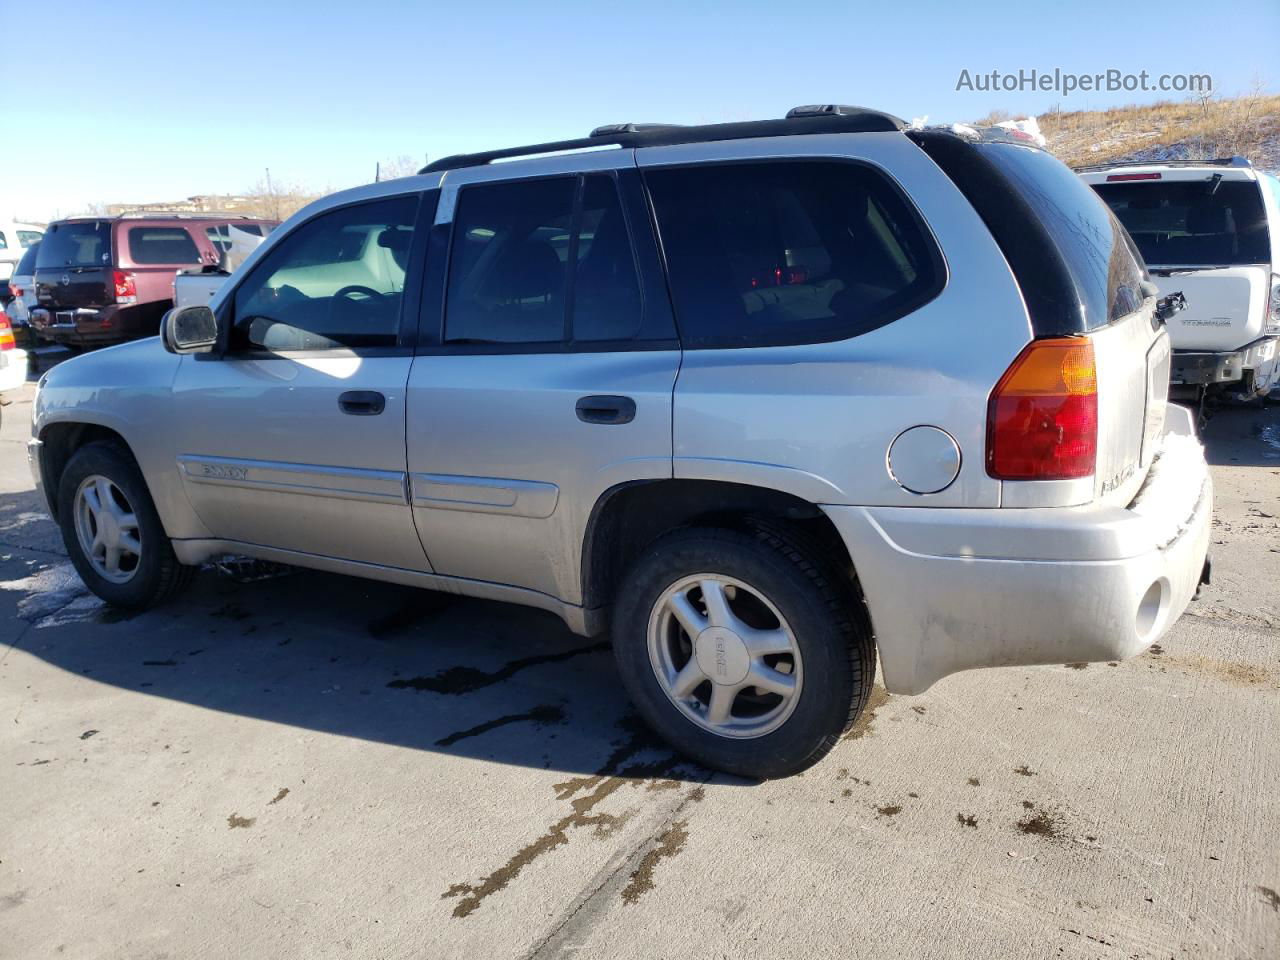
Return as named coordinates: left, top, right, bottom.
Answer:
left=112, top=270, right=137, bottom=305
left=987, top=338, right=1097, bottom=480
left=0, top=315, right=14, bottom=351
left=9, top=285, right=21, bottom=298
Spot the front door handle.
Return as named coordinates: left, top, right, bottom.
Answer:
left=338, top=390, right=386, bottom=416
left=575, top=395, right=636, bottom=425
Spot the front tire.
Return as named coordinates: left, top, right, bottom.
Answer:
left=612, top=526, right=875, bottom=779
left=57, top=442, right=194, bottom=609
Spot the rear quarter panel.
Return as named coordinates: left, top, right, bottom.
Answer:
left=639, top=132, right=1032, bottom=508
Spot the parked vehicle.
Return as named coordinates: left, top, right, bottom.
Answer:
left=0, top=218, right=44, bottom=282
left=0, top=312, right=27, bottom=395
left=1080, top=158, right=1280, bottom=401
left=27, top=107, right=1213, bottom=778
left=173, top=223, right=275, bottom=309
left=4, top=240, right=41, bottom=347
left=29, top=215, right=275, bottom=348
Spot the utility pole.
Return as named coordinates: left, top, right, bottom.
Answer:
left=375, top=161, right=381, bottom=183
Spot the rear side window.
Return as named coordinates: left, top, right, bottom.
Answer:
left=36, top=222, right=112, bottom=268
left=1091, top=179, right=1269, bottom=267
left=18, top=230, right=41, bottom=247
left=206, top=223, right=264, bottom=254
left=445, top=174, right=645, bottom=345
left=15, top=242, right=40, bottom=276
left=645, top=161, right=943, bottom=348
left=980, top=143, right=1144, bottom=326
left=0, top=232, right=7, bottom=250
left=128, top=227, right=200, bottom=264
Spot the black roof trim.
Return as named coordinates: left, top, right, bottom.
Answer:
left=421, top=109, right=907, bottom=173
left=1074, top=155, right=1251, bottom=172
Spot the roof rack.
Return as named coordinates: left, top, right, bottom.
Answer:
left=1074, top=156, right=1251, bottom=173
left=114, top=211, right=260, bottom=219
left=421, top=105, right=906, bottom=173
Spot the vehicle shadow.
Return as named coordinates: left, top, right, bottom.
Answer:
left=1199, top=401, right=1280, bottom=467
left=0, top=510, right=713, bottom=783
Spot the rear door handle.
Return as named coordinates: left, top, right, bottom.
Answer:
left=575, top=395, right=636, bottom=425
left=338, top=390, right=386, bottom=416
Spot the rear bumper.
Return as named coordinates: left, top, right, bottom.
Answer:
left=1169, top=336, right=1278, bottom=388
left=29, top=305, right=138, bottom=345
left=824, top=404, right=1212, bottom=695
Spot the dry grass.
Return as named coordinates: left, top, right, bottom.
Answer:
left=1031, top=92, right=1280, bottom=169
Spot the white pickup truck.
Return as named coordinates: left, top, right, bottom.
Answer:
left=172, top=222, right=273, bottom=310
left=1080, top=158, right=1280, bottom=401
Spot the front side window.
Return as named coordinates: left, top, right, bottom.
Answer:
left=445, top=174, right=644, bottom=345
left=15, top=242, right=40, bottom=277
left=232, top=195, right=419, bottom=351
left=128, top=227, right=200, bottom=265
left=645, top=161, right=943, bottom=347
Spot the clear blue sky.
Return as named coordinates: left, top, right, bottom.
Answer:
left=9, top=0, right=1277, bottom=221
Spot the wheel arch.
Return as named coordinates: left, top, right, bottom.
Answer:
left=580, top=478, right=860, bottom=618
left=38, top=420, right=135, bottom=521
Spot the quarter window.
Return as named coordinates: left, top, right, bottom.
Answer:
left=232, top=195, right=419, bottom=352
left=645, top=161, right=944, bottom=347
left=444, top=174, right=644, bottom=345
left=128, top=227, right=201, bottom=264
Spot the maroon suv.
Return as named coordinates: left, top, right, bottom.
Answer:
left=31, top=215, right=277, bottom=347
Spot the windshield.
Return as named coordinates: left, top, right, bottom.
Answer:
left=36, top=221, right=112, bottom=269
left=1091, top=179, right=1269, bottom=267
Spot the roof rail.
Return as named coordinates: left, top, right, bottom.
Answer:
left=1074, top=155, right=1251, bottom=173
left=421, top=106, right=907, bottom=173
left=114, top=211, right=260, bottom=220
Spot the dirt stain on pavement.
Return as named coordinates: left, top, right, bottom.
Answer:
left=844, top=685, right=890, bottom=740
left=226, top=813, right=256, bottom=829
left=1257, top=887, right=1280, bottom=913
left=966, top=777, right=980, bottom=787
left=1164, top=655, right=1276, bottom=688
left=1017, top=805, right=1064, bottom=841
left=443, top=717, right=696, bottom=918
left=1014, top=765, right=1037, bottom=777
left=621, top=820, right=689, bottom=905
left=435, top=704, right=565, bottom=747
left=79, top=729, right=98, bottom=740
left=1064, top=662, right=1088, bottom=670
left=267, top=788, right=289, bottom=806
left=876, top=804, right=902, bottom=817
left=388, top=642, right=609, bottom=695
left=366, top=595, right=452, bottom=638
left=957, top=813, right=978, bottom=828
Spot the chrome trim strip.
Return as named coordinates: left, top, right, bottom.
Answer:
left=409, top=472, right=559, bottom=518
left=177, top=455, right=406, bottom=505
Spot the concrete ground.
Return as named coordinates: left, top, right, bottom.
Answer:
left=1, top=372, right=1277, bottom=960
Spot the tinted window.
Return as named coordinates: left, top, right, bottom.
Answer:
left=15, top=242, right=40, bottom=276
left=981, top=143, right=1144, bottom=326
left=645, top=161, right=943, bottom=347
left=128, top=227, right=200, bottom=264
left=36, top=222, right=111, bottom=268
left=446, top=178, right=575, bottom=344
left=232, top=195, right=419, bottom=351
left=0, top=232, right=7, bottom=250
left=1091, top=179, right=1269, bottom=267
left=573, top=175, right=643, bottom=341
left=18, top=230, right=42, bottom=247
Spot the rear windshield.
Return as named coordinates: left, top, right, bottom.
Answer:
left=15, top=242, right=40, bottom=276
left=1091, top=179, right=1269, bottom=267
left=36, top=221, right=112, bottom=268
left=981, top=143, right=1145, bottom=328
left=128, top=226, right=201, bottom=264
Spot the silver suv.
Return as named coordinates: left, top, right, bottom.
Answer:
left=28, top=107, right=1213, bottom=778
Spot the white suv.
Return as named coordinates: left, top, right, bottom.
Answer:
left=28, top=107, right=1213, bottom=778
left=1080, top=158, right=1280, bottom=400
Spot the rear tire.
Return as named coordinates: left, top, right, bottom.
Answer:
left=57, top=442, right=195, bottom=609
left=612, top=525, right=875, bottom=779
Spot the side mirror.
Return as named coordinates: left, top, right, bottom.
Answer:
left=162, top=304, right=220, bottom=354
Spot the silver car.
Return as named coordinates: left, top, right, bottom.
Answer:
left=27, top=107, right=1213, bottom=778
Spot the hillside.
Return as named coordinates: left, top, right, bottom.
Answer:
left=1004, top=93, right=1280, bottom=171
